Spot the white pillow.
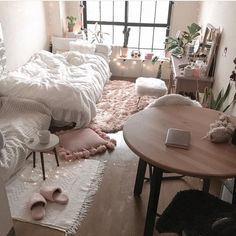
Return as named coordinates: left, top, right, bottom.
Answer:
left=69, top=40, right=96, bottom=55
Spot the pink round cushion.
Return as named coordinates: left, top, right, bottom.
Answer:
left=59, top=128, right=107, bottom=152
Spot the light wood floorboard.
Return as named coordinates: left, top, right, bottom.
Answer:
left=14, top=131, right=221, bottom=236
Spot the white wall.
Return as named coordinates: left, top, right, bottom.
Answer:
left=199, top=2, right=236, bottom=115
left=0, top=1, right=49, bottom=71
left=170, top=1, right=201, bottom=37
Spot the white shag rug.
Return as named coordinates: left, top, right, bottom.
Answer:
left=6, top=154, right=105, bottom=235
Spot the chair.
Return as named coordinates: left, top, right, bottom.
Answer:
left=156, top=190, right=236, bottom=236
left=147, top=94, right=202, bottom=109
left=146, top=94, right=203, bottom=183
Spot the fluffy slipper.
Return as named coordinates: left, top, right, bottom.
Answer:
left=40, top=186, right=69, bottom=205
left=29, top=193, right=47, bottom=220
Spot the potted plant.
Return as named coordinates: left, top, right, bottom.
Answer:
left=120, top=27, right=131, bottom=57
left=67, top=16, right=77, bottom=32
left=165, top=23, right=201, bottom=55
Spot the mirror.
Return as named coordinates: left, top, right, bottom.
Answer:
left=201, top=24, right=221, bottom=77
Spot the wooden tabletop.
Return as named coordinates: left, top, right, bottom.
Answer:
left=123, top=106, right=236, bottom=178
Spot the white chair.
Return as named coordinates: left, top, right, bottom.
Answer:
left=146, top=94, right=203, bottom=184
left=135, top=77, right=167, bottom=107
left=147, top=94, right=202, bottom=108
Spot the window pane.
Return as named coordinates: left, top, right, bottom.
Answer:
left=114, top=2, right=125, bottom=22
left=86, top=2, right=100, bottom=21
left=128, top=27, right=140, bottom=48
left=141, top=1, right=156, bottom=23
left=100, top=25, right=113, bottom=44
left=101, top=1, right=113, bottom=22
left=155, top=1, right=169, bottom=24
left=140, top=27, right=153, bottom=49
left=128, top=2, right=141, bottom=23
left=114, top=26, right=124, bottom=46
left=153, top=27, right=167, bottom=49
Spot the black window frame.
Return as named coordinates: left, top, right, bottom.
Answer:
left=83, top=1, right=173, bottom=52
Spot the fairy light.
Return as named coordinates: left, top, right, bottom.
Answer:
left=117, top=62, right=121, bottom=66
left=132, top=61, right=137, bottom=65
left=113, top=58, right=117, bottom=62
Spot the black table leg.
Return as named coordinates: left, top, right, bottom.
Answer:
left=53, top=148, right=59, bottom=167
left=40, top=152, right=46, bottom=180
left=33, top=152, right=36, bottom=168
left=202, top=178, right=210, bottom=192
left=134, top=158, right=147, bottom=196
left=144, top=167, right=163, bottom=236
left=232, top=178, right=236, bottom=205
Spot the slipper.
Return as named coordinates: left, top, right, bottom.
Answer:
left=29, top=193, right=47, bottom=220
left=40, top=186, right=69, bottom=205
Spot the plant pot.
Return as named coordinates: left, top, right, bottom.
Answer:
left=120, top=47, right=128, bottom=58
left=68, top=25, right=74, bottom=32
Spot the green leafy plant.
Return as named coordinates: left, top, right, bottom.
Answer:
left=67, top=16, right=77, bottom=27
left=202, top=83, right=236, bottom=112
left=90, top=23, right=109, bottom=43
left=123, top=27, right=131, bottom=48
left=67, top=16, right=77, bottom=32
left=165, top=23, right=201, bottom=54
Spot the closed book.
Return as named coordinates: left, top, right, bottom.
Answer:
left=165, top=128, right=191, bottom=149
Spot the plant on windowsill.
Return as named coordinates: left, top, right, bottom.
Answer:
left=89, top=22, right=109, bottom=44
left=67, top=16, right=77, bottom=32
left=165, top=23, right=201, bottom=56
left=120, top=27, right=131, bottom=58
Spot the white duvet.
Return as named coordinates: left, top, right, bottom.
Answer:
left=0, top=50, right=111, bottom=127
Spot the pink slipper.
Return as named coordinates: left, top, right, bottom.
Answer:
left=29, top=193, right=47, bottom=220
left=40, top=186, right=69, bottom=205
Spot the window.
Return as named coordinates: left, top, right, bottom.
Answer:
left=83, top=1, right=173, bottom=56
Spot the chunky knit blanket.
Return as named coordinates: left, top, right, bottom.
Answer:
left=0, top=97, right=51, bottom=181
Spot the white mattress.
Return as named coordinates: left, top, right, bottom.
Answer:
left=0, top=50, right=111, bottom=127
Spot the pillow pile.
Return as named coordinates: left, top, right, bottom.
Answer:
left=69, top=40, right=96, bottom=55
left=57, top=127, right=116, bottom=161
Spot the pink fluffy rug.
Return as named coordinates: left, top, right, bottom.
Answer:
left=90, top=80, right=154, bottom=133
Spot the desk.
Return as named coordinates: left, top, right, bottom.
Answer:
left=169, top=56, right=214, bottom=94
left=123, top=106, right=236, bottom=236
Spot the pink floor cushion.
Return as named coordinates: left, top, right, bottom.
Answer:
left=57, top=127, right=116, bottom=161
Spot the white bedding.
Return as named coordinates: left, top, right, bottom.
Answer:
left=0, top=97, right=51, bottom=182
left=0, top=50, right=111, bottom=127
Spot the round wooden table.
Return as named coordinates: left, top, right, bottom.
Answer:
left=123, top=106, right=236, bottom=236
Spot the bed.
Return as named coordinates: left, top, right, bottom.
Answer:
left=0, top=49, right=111, bottom=128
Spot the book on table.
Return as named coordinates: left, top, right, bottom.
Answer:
left=165, top=128, right=191, bottom=149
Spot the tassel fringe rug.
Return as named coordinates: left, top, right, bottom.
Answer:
left=6, top=154, right=105, bottom=235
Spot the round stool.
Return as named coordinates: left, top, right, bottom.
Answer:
left=135, top=77, right=167, bottom=106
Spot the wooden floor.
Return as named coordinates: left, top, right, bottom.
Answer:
left=14, top=131, right=221, bottom=236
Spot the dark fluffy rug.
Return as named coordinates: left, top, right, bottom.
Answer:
left=90, top=80, right=154, bottom=133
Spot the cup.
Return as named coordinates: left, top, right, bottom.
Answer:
left=38, top=130, right=50, bottom=144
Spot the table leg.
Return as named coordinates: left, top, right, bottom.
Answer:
left=40, top=152, right=46, bottom=180
left=134, top=159, right=147, bottom=196
left=53, top=148, right=59, bottom=167
left=232, top=178, right=236, bottom=205
left=33, top=152, right=36, bottom=168
left=202, top=178, right=210, bottom=192
left=144, top=167, right=163, bottom=236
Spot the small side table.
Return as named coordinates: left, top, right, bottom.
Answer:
left=26, top=134, right=60, bottom=180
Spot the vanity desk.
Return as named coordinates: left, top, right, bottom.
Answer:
left=169, top=55, right=214, bottom=94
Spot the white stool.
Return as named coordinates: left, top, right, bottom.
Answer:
left=135, top=77, right=167, bottom=106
